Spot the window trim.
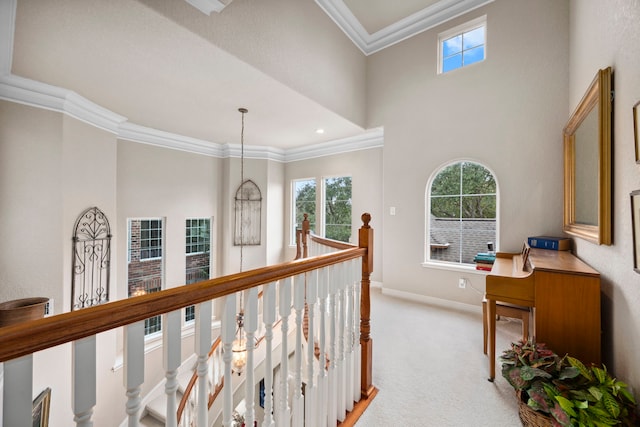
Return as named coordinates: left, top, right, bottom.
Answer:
left=437, top=15, right=487, bottom=74
left=424, top=159, right=499, bottom=267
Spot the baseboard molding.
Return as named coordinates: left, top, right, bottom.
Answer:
left=380, top=287, right=482, bottom=315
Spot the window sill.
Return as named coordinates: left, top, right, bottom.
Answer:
left=421, top=261, right=490, bottom=275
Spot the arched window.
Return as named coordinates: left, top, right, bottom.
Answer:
left=426, top=160, right=498, bottom=265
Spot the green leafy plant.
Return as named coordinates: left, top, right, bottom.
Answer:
left=500, top=340, right=638, bottom=427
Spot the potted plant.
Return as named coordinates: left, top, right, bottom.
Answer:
left=500, top=340, right=638, bottom=427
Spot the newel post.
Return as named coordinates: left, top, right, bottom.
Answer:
left=358, top=213, right=374, bottom=398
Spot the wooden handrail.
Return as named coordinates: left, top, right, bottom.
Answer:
left=0, top=247, right=364, bottom=362
left=308, top=233, right=356, bottom=251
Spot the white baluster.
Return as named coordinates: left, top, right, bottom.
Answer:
left=222, top=293, right=236, bottom=427
left=196, top=301, right=212, bottom=427
left=245, top=288, right=259, bottom=427
left=278, top=276, right=292, bottom=426
left=124, top=323, right=143, bottom=427
left=262, top=282, right=276, bottom=427
left=317, top=267, right=329, bottom=426
left=344, top=263, right=355, bottom=412
left=292, top=274, right=305, bottom=426
left=164, top=310, right=181, bottom=427
left=352, top=259, right=362, bottom=404
left=3, top=355, right=33, bottom=427
left=336, top=263, right=346, bottom=421
left=305, top=269, right=318, bottom=426
left=327, top=264, right=338, bottom=425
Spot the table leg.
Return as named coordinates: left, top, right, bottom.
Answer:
left=488, top=298, right=496, bottom=381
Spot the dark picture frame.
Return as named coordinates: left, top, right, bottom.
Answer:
left=32, top=387, right=51, bottom=427
left=634, top=101, right=640, bottom=163
left=631, top=190, right=640, bottom=274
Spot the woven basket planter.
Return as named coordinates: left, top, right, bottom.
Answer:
left=517, top=391, right=553, bottom=427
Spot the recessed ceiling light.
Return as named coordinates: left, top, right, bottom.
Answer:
left=315, top=128, right=325, bottom=134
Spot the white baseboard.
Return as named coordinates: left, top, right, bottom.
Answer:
left=379, top=287, right=482, bottom=315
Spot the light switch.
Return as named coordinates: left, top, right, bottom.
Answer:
left=390, top=207, right=396, bottom=215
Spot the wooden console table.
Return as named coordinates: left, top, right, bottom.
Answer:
left=485, top=248, right=601, bottom=380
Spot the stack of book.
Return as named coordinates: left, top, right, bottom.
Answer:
left=474, top=252, right=496, bottom=271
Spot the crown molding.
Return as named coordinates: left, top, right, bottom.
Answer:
left=315, top=0, right=494, bottom=55
left=284, top=127, right=384, bottom=162
left=184, top=0, right=231, bottom=15
left=0, top=74, right=127, bottom=133
left=0, top=73, right=382, bottom=161
left=222, top=144, right=286, bottom=162
left=118, top=122, right=224, bottom=157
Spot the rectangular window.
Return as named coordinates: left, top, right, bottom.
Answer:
left=127, top=218, right=164, bottom=335
left=324, top=176, right=352, bottom=243
left=292, top=178, right=316, bottom=244
left=185, top=218, right=211, bottom=322
left=139, top=219, right=162, bottom=260
left=438, top=16, right=486, bottom=74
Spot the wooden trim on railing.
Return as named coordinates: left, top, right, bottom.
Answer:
left=308, top=233, right=356, bottom=251
left=0, top=248, right=364, bottom=363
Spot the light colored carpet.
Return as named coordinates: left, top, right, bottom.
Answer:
left=355, top=288, right=523, bottom=427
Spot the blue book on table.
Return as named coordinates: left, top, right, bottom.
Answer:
left=527, top=236, right=571, bottom=251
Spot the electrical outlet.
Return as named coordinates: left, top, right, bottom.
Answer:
left=458, top=278, right=466, bottom=289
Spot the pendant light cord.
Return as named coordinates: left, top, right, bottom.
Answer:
left=238, top=107, right=247, bottom=316
left=239, top=108, right=247, bottom=274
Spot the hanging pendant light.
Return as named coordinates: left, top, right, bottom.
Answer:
left=232, top=107, right=248, bottom=375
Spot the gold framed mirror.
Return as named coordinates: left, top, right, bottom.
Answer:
left=563, top=67, right=612, bottom=245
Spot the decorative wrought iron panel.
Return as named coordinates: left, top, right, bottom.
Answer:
left=234, top=180, right=262, bottom=246
left=71, top=207, right=111, bottom=310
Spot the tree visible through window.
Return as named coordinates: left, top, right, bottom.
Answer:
left=428, top=161, right=496, bottom=264
left=292, top=176, right=352, bottom=244
left=292, top=179, right=316, bottom=244
left=324, top=176, right=352, bottom=242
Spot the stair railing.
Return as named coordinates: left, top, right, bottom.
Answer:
left=0, top=213, right=373, bottom=427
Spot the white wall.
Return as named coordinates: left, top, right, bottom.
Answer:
left=367, top=0, right=570, bottom=305
left=0, top=102, right=65, bottom=308
left=140, top=0, right=367, bottom=127
left=568, top=0, right=640, bottom=394
left=266, top=160, right=285, bottom=265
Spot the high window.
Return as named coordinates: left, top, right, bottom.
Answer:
left=185, top=218, right=211, bottom=322
left=438, top=16, right=486, bottom=74
left=127, top=218, right=164, bottom=335
left=291, top=176, right=353, bottom=244
left=426, top=161, right=497, bottom=265
left=323, top=176, right=352, bottom=242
